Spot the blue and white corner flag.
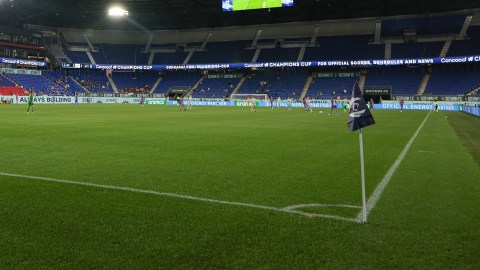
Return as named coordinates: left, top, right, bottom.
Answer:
left=348, top=82, right=375, bottom=132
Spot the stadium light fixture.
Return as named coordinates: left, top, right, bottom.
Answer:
left=108, top=7, right=128, bottom=17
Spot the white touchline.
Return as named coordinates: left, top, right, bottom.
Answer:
left=0, top=172, right=359, bottom=223
left=356, top=111, right=432, bottom=221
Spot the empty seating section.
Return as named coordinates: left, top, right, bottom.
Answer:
left=95, top=44, right=149, bottom=65
left=189, top=41, right=253, bottom=64
left=307, top=77, right=358, bottom=99
left=6, top=73, right=65, bottom=94
left=237, top=69, right=307, bottom=99
left=381, top=14, right=466, bottom=37
left=391, top=42, right=444, bottom=58
left=69, top=70, right=110, bottom=92
left=0, top=86, right=27, bottom=96
left=364, top=67, right=424, bottom=95
left=0, top=74, right=16, bottom=86
left=155, top=71, right=200, bottom=93
left=304, top=35, right=384, bottom=61
left=65, top=51, right=91, bottom=63
left=152, top=52, right=188, bottom=65
left=91, top=52, right=107, bottom=64
left=256, top=48, right=299, bottom=62
left=112, top=72, right=158, bottom=92
left=42, top=70, right=88, bottom=93
left=425, top=64, right=480, bottom=95
left=193, top=78, right=240, bottom=98
left=448, top=27, right=480, bottom=56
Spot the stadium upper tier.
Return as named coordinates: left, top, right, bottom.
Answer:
left=56, top=21, right=480, bottom=66
left=304, top=35, right=384, bottom=61
left=61, top=30, right=480, bottom=66
left=380, top=14, right=467, bottom=37
left=391, top=42, right=444, bottom=59
left=189, top=41, right=254, bottom=64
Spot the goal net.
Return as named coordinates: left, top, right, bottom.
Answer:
left=230, top=93, right=268, bottom=101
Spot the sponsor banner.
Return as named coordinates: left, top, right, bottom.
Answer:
left=1, top=96, right=470, bottom=112
left=1, top=68, right=42, bottom=75
left=168, top=100, right=232, bottom=106
left=0, top=57, right=47, bottom=67
left=62, top=55, right=480, bottom=71
left=460, top=106, right=480, bottom=117
left=145, top=99, right=166, bottom=105
left=364, top=87, right=391, bottom=95
left=375, top=103, right=459, bottom=111
left=0, top=96, right=164, bottom=104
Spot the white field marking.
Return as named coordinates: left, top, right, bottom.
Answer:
left=283, top=203, right=362, bottom=211
left=418, top=150, right=435, bottom=154
left=0, top=172, right=359, bottom=223
left=356, top=111, right=431, bottom=222
left=243, top=0, right=251, bottom=10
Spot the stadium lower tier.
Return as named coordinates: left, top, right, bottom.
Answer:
left=1, top=64, right=479, bottom=96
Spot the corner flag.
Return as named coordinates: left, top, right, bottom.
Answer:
left=348, top=82, right=375, bottom=132
left=347, top=82, right=375, bottom=224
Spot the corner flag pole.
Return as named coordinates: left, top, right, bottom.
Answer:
left=359, top=128, right=367, bottom=224
left=348, top=82, right=375, bottom=224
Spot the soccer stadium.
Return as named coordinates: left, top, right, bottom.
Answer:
left=1, top=0, right=480, bottom=268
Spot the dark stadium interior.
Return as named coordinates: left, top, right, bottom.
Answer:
left=0, top=0, right=479, bottom=30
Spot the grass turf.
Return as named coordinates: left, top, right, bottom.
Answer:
left=233, top=0, right=282, bottom=11
left=0, top=104, right=479, bottom=269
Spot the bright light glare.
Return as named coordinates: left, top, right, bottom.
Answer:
left=108, top=7, right=128, bottom=16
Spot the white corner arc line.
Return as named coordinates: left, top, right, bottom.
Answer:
left=283, top=203, right=362, bottom=211
left=357, top=111, right=431, bottom=221
left=0, top=172, right=359, bottom=223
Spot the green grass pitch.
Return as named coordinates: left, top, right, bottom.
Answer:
left=0, top=104, right=479, bottom=268
left=233, top=0, right=282, bottom=11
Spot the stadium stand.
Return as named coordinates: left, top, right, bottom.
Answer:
left=447, top=26, right=480, bottom=57
left=381, top=14, right=467, bottom=37
left=256, top=48, right=300, bottom=62
left=189, top=41, right=254, bottom=64
left=425, top=64, right=480, bottom=95
left=364, top=66, right=425, bottom=95
left=237, top=69, right=308, bottom=99
left=0, top=86, right=27, bottom=96
left=69, top=70, right=111, bottom=92
left=0, top=73, right=17, bottom=87
left=391, top=42, right=444, bottom=58
left=112, top=72, right=158, bottom=93
left=193, top=77, right=240, bottom=98
left=307, top=75, right=358, bottom=99
left=154, top=71, right=200, bottom=94
left=93, top=44, right=149, bottom=65
left=152, top=52, right=189, bottom=65
left=65, top=50, right=91, bottom=63
left=5, top=73, right=66, bottom=94
left=303, top=35, right=384, bottom=61
left=42, top=70, right=88, bottom=93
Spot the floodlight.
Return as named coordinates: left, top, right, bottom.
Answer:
left=108, top=7, right=128, bottom=16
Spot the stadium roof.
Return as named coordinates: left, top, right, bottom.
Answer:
left=0, top=0, right=478, bottom=30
